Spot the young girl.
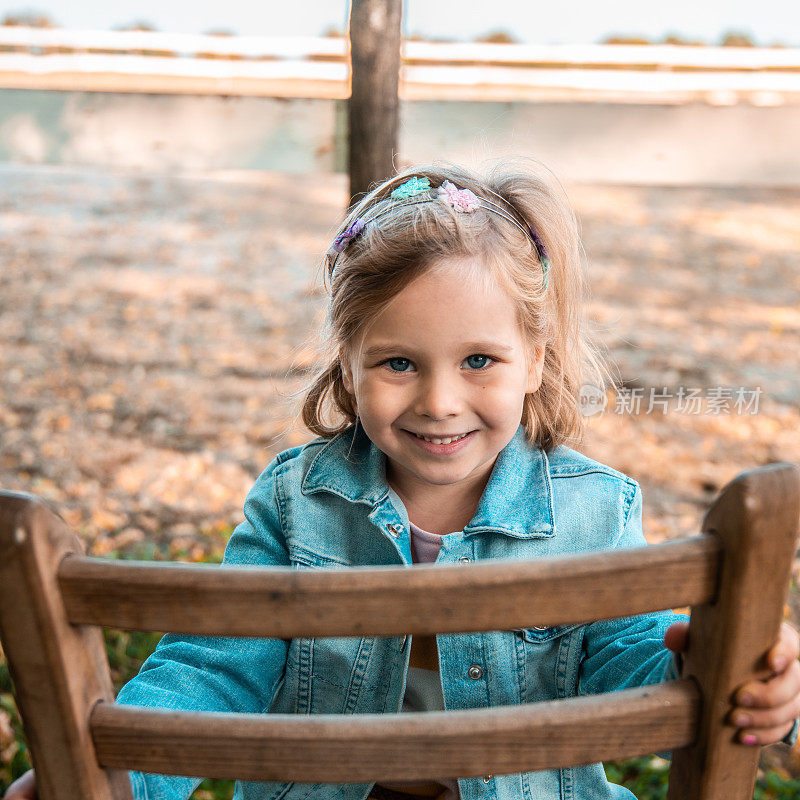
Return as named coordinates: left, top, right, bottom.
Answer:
left=6, top=163, right=800, bottom=800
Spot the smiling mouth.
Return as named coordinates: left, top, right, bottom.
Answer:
left=411, top=432, right=471, bottom=445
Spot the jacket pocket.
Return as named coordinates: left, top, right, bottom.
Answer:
left=285, top=550, right=405, bottom=714
left=516, top=624, right=584, bottom=644
left=289, top=549, right=407, bottom=654
left=514, top=624, right=585, bottom=704
left=291, top=547, right=352, bottom=569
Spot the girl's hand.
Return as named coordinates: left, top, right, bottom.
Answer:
left=2, top=769, right=37, bottom=799
left=664, top=621, right=800, bottom=746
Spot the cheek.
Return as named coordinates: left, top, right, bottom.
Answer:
left=477, top=382, right=527, bottom=422
left=355, top=379, right=401, bottom=421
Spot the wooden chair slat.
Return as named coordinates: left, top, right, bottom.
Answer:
left=58, top=535, right=720, bottom=637
left=90, top=680, right=700, bottom=783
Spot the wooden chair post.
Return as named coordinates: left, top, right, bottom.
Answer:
left=0, top=491, right=133, bottom=800
left=668, top=463, right=800, bottom=800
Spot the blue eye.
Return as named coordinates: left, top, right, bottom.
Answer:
left=387, top=357, right=412, bottom=372
left=465, top=354, right=491, bottom=370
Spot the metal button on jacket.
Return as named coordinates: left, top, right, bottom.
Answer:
left=458, top=555, right=471, bottom=563
left=386, top=523, right=402, bottom=538
left=467, top=664, right=483, bottom=680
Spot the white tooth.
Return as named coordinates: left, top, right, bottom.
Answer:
left=416, top=433, right=468, bottom=444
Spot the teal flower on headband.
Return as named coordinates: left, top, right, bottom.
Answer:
left=390, top=176, right=431, bottom=200
left=541, top=258, right=550, bottom=289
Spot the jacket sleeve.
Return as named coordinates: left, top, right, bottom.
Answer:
left=115, top=459, right=292, bottom=800
left=578, top=482, right=686, bottom=696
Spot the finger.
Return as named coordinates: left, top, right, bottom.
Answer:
left=736, top=659, right=800, bottom=709
left=736, top=721, right=795, bottom=747
left=3, top=769, right=37, bottom=799
left=766, top=622, right=800, bottom=675
left=663, top=621, right=689, bottom=653
left=730, top=695, right=800, bottom=731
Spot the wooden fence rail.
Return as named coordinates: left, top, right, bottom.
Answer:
left=2, top=27, right=800, bottom=101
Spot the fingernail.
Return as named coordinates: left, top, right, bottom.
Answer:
left=741, top=734, right=758, bottom=746
left=739, top=693, right=754, bottom=707
left=735, top=714, right=751, bottom=727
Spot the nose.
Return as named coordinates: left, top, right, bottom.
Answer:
left=414, top=371, right=462, bottom=419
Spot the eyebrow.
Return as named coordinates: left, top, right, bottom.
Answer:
left=361, top=342, right=516, bottom=360
left=362, top=345, right=404, bottom=360
left=461, top=341, right=516, bottom=355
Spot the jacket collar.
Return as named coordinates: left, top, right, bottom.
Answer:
left=302, top=425, right=390, bottom=507
left=302, top=425, right=555, bottom=539
left=464, top=427, right=555, bottom=539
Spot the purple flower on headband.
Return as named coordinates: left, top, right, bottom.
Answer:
left=528, top=226, right=548, bottom=260
left=332, top=217, right=366, bottom=253
left=438, top=180, right=480, bottom=213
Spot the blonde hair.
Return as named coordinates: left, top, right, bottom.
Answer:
left=301, top=160, right=606, bottom=452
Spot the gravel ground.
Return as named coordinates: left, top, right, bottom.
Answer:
left=2, top=164, right=798, bottom=549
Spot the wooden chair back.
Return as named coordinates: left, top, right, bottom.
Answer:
left=0, top=463, right=798, bottom=800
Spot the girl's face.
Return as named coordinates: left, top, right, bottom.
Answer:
left=342, top=258, right=544, bottom=506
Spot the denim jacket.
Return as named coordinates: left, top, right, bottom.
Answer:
left=118, top=426, right=686, bottom=800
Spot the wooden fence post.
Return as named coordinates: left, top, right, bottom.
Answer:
left=0, top=491, right=132, bottom=800
left=347, top=0, right=403, bottom=204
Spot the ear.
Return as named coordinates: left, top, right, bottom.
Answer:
left=526, top=345, right=545, bottom=394
left=340, top=352, right=355, bottom=395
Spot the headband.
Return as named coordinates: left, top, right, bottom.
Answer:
left=330, top=176, right=550, bottom=288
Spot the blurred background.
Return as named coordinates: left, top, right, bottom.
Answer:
left=1, top=1, right=799, bottom=795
